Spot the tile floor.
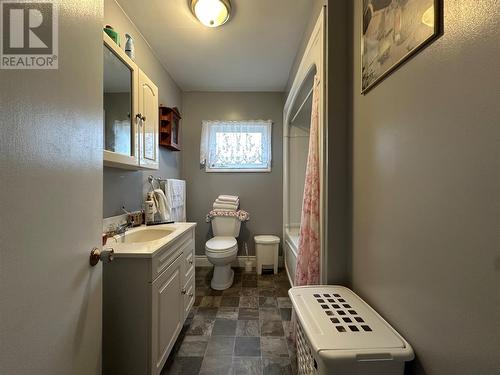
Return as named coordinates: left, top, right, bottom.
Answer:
left=161, top=267, right=296, bottom=375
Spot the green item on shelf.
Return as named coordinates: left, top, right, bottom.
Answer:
left=104, top=25, right=120, bottom=46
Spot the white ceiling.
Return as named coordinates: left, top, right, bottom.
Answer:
left=116, top=0, right=315, bottom=92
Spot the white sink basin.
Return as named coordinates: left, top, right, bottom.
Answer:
left=116, top=228, right=174, bottom=244
left=107, top=223, right=196, bottom=258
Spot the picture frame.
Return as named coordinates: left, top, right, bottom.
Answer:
left=361, top=0, right=442, bottom=94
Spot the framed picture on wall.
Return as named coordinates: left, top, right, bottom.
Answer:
left=361, top=0, right=442, bottom=93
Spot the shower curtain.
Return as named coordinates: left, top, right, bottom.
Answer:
left=294, top=75, right=321, bottom=286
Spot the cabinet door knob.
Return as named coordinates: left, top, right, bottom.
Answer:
left=189, top=260, right=193, bottom=265
left=135, top=114, right=146, bottom=124
left=188, top=293, right=194, bottom=297
left=181, top=289, right=187, bottom=295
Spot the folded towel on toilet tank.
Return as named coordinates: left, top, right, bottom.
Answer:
left=217, top=195, right=239, bottom=203
left=213, top=202, right=239, bottom=211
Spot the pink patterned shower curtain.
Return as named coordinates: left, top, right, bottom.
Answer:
left=294, top=75, right=321, bottom=286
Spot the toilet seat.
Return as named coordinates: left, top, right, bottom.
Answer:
left=205, top=206, right=244, bottom=290
left=205, top=236, right=238, bottom=290
left=205, top=236, right=237, bottom=253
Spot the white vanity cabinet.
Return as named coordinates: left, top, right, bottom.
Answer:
left=151, top=253, right=183, bottom=374
left=103, top=32, right=159, bottom=170
left=103, top=226, right=195, bottom=375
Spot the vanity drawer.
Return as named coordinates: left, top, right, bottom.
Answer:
left=183, top=274, right=195, bottom=319
left=152, top=230, right=194, bottom=282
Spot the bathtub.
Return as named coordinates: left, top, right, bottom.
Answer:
left=284, top=226, right=300, bottom=286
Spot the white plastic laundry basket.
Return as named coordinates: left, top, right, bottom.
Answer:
left=289, top=286, right=414, bottom=375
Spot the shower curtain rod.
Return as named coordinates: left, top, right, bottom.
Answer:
left=290, top=86, right=314, bottom=125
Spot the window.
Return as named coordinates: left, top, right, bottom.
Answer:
left=200, top=120, right=272, bottom=172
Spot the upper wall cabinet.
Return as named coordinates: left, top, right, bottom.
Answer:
left=103, top=32, right=159, bottom=170
left=138, top=70, right=159, bottom=169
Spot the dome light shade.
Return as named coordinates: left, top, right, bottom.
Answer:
left=190, top=0, right=231, bottom=28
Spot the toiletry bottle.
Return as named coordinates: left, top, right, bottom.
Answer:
left=144, top=193, right=155, bottom=224
left=104, top=25, right=120, bottom=46
left=124, top=33, right=135, bottom=60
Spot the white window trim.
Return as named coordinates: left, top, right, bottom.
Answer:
left=206, top=166, right=272, bottom=173
left=200, top=120, right=273, bottom=173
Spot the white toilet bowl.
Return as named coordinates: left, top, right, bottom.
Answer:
left=205, top=236, right=238, bottom=290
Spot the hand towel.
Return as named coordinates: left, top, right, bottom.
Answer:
left=170, top=180, right=186, bottom=208
left=153, top=189, right=168, bottom=221
left=162, top=179, right=186, bottom=222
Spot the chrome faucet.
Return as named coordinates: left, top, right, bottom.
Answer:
left=105, top=206, right=138, bottom=238
left=106, top=219, right=134, bottom=237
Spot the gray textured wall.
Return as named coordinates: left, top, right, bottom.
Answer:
left=102, top=0, right=182, bottom=217
left=350, top=1, right=500, bottom=374
left=181, top=92, right=284, bottom=256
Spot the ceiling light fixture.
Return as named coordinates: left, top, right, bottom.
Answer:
left=190, top=0, right=231, bottom=28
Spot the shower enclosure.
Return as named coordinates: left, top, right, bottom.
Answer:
left=283, top=8, right=326, bottom=286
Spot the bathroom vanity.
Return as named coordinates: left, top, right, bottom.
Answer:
left=102, top=223, right=196, bottom=375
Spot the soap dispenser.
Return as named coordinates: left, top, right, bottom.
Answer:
left=144, top=193, right=155, bottom=224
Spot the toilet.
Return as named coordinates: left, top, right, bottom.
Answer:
left=205, top=215, right=241, bottom=290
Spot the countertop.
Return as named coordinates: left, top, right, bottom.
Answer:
left=106, top=222, right=196, bottom=258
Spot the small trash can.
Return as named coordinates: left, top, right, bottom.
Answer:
left=254, top=235, right=280, bottom=275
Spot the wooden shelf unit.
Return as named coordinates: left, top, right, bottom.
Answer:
left=159, top=105, right=181, bottom=151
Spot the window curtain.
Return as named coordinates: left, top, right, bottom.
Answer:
left=199, top=120, right=272, bottom=169
left=200, top=121, right=210, bottom=168
left=295, top=75, right=321, bottom=286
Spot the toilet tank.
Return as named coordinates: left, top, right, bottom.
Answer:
left=212, top=216, right=241, bottom=237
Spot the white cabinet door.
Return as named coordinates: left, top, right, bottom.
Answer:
left=103, top=32, right=140, bottom=169
left=138, top=70, right=159, bottom=170
left=151, top=254, right=183, bottom=375
left=1, top=4, right=103, bottom=374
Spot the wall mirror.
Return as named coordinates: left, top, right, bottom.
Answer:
left=103, top=44, right=133, bottom=156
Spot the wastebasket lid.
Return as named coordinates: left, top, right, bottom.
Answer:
left=254, top=235, right=280, bottom=244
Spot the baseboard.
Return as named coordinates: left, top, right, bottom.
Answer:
left=195, top=255, right=284, bottom=268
